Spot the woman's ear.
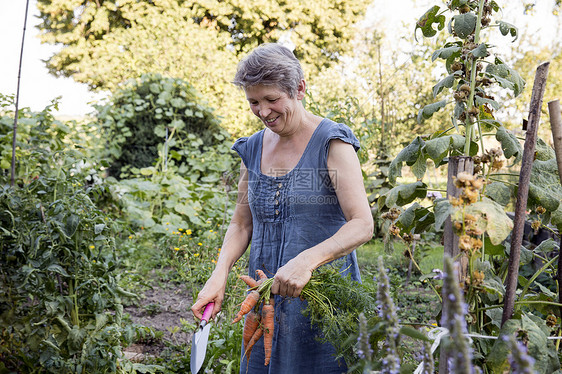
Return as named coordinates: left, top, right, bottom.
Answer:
left=296, top=79, right=306, bottom=100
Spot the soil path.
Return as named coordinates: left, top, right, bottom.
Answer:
left=122, top=274, right=196, bottom=361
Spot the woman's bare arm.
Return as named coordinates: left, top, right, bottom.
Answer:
left=191, top=161, right=253, bottom=319
left=271, top=139, right=373, bottom=297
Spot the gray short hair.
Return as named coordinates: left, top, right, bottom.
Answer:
left=233, top=43, right=305, bottom=98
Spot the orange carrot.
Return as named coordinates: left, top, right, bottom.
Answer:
left=232, top=290, right=260, bottom=323
left=243, top=310, right=260, bottom=350
left=239, top=275, right=258, bottom=288
left=244, top=325, right=263, bottom=360
left=255, top=269, right=268, bottom=282
left=262, top=298, right=275, bottom=366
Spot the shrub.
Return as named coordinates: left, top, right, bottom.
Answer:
left=95, top=73, right=232, bottom=178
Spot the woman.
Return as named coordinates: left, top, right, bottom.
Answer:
left=191, top=43, right=373, bottom=373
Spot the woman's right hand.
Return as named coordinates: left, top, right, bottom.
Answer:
left=191, top=272, right=228, bottom=321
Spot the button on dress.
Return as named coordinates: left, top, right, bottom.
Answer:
left=232, top=118, right=362, bottom=374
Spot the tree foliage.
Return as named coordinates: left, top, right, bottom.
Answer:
left=36, top=0, right=371, bottom=136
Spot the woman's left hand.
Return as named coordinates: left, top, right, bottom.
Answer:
left=271, top=257, right=313, bottom=298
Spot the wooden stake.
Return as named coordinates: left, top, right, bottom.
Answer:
left=501, top=61, right=550, bottom=326
left=547, top=99, right=562, bottom=336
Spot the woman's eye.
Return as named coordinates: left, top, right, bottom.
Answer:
left=268, top=98, right=278, bottom=103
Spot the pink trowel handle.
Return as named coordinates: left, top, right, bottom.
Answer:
left=201, top=302, right=214, bottom=323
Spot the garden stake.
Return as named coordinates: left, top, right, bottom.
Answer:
left=501, top=61, right=550, bottom=326
left=547, top=98, right=562, bottom=346
left=11, top=0, right=31, bottom=186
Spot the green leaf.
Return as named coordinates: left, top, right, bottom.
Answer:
left=529, top=159, right=562, bottom=213
left=483, top=235, right=505, bottom=256
left=411, top=153, right=427, bottom=180
left=417, top=100, right=448, bottom=123
left=497, top=21, right=518, bottom=41
left=475, top=95, right=500, bottom=110
left=432, top=74, right=456, bottom=97
left=94, top=223, right=105, bottom=235
left=534, top=239, right=559, bottom=253
left=485, top=308, right=503, bottom=329
left=434, top=198, right=452, bottom=230
left=431, top=44, right=461, bottom=61
left=484, top=182, right=512, bottom=206
left=64, top=214, right=80, bottom=237
left=476, top=260, right=505, bottom=297
left=383, top=182, right=427, bottom=208
left=95, top=313, right=108, bottom=331
left=389, top=137, right=425, bottom=183
left=487, top=314, right=560, bottom=373
left=169, top=119, right=185, bottom=130
left=486, top=59, right=526, bottom=97
left=399, top=326, right=431, bottom=341
left=154, top=124, right=167, bottom=137
left=463, top=197, right=513, bottom=245
left=424, top=134, right=465, bottom=164
left=495, top=126, right=522, bottom=163
left=397, top=203, right=421, bottom=229
left=452, top=13, right=477, bottom=39
left=453, top=101, right=466, bottom=119
left=535, top=137, right=556, bottom=161
left=47, top=264, right=69, bottom=277
left=470, top=43, right=489, bottom=58
left=415, top=6, right=446, bottom=39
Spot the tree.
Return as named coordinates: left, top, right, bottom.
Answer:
left=36, top=0, right=371, bottom=136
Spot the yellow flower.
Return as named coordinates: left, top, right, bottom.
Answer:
left=186, top=229, right=192, bottom=235
left=128, top=235, right=133, bottom=239
left=198, top=242, right=203, bottom=246
left=92, top=260, right=96, bottom=263
left=174, top=247, right=180, bottom=251
left=166, top=222, right=170, bottom=225
left=165, top=228, right=169, bottom=231
left=89, top=245, right=95, bottom=249
left=218, top=248, right=221, bottom=252
left=194, top=253, right=200, bottom=257
left=178, top=228, right=184, bottom=232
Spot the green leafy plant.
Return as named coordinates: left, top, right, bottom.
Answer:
left=95, top=73, right=233, bottom=178
left=378, top=0, right=562, bottom=369
left=0, top=174, right=135, bottom=373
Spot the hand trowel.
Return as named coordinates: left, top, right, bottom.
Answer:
left=190, top=302, right=214, bottom=373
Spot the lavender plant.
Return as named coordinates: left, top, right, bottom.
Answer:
left=421, top=340, right=435, bottom=374
left=506, top=334, right=536, bottom=374
left=441, top=255, right=474, bottom=373
left=377, top=256, right=401, bottom=373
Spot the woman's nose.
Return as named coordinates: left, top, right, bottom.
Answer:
left=259, top=106, right=271, bottom=118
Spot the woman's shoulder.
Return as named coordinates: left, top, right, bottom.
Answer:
left=317, top=118, right=360, bottom=151
left=231, top=129, right=265, bottom=165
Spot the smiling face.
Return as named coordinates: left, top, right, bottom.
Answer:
left=244, top=81, right=306, bottom=135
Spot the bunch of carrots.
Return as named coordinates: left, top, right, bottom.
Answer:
left=232, top=269, right=276, bottom=366
left=232, top=264, right=377, bottom=369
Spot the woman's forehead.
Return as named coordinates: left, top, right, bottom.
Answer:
left=244, top=84, right=286, bottom=98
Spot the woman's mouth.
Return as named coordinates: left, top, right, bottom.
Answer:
left=264, top=116, right=279, bottom=125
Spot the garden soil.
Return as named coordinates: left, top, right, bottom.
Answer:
left=122, top=271, right=195, bottom=361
